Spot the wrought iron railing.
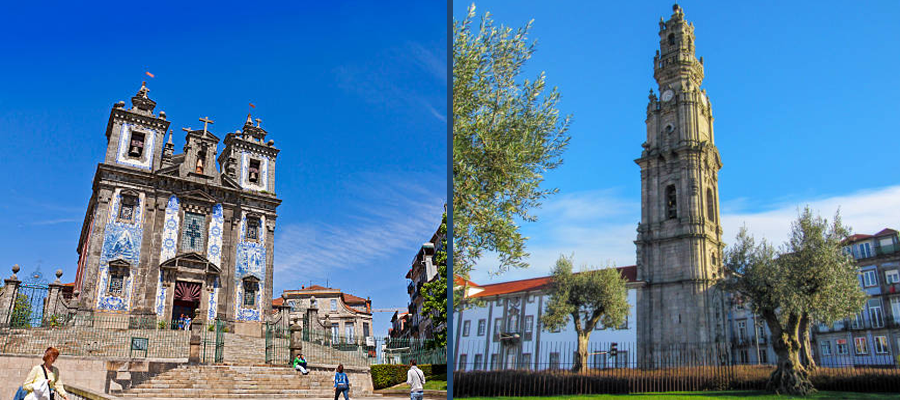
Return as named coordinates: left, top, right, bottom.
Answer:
left=0, top=313, right=191, bottom=359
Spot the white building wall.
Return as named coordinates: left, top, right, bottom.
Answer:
left=456, top=289, right=637, bottom=371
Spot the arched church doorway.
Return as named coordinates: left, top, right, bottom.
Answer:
left=172, top=280, right=202, bottom=327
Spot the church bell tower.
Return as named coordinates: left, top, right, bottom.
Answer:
left=635, top=4, right=726, bottom=357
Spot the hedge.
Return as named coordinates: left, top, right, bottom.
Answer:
left=371, top=363, right=447, bottom=390
left=452, top=365, right=900, bottom=397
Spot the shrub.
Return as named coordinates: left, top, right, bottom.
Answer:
left=157, top=321, right=167, bottom=330
left=371, top=364, right=408, bottom=390
left=370, top=364, right=448, bottom=390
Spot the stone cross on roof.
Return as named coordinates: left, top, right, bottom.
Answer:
left=199, top=117, right=214, bottom=137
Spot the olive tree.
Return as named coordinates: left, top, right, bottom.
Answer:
left=541, top=255, right=630, bottom=372
left=453, top=3, right=571, bottom=283
left=722, top=208, right=866, bottom=395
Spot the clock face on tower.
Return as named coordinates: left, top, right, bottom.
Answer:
left=661, top=90, right=674, bottom=102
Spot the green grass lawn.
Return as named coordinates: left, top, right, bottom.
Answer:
left=460, top=391, right=900, bottom=399
left=387, top=373, right=447, bottom=391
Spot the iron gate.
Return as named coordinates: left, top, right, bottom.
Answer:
left=7, top=267, right=52, bottom=327
left=201, top=319, right=225, bottom=363
left=265, top=321, right=290, bottom=365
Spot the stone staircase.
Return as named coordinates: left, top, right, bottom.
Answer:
left=200, top=332, right=368, bottom=368
left=116, top=364, right=366, bottom=398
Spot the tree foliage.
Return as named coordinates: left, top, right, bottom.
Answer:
left=541, top=255, right=630, bottom=372
left=722, top=207, right=866, bottom=395
left=421, top=212, right=448, bottom=348
left=11, top=293, right=31, bottom=328
left=453, top=3, right=571, bottom=279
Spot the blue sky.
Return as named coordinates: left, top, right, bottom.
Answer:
left=454, top=1, right=900, bottom=283
left=0, top=1, right=447, bottom=335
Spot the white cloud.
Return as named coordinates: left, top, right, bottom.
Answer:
left=274, top=172, right=445, bottom=284
left=468, top=185, right=900, bottom=284
left=722, top=185, right=900, bottom=246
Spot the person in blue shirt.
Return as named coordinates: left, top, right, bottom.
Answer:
left=333, top=363, right=350, bottom=400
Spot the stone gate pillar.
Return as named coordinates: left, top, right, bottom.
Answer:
left=44, top=269, right=66, bottom=320
left=0, top=265, right=22, bottom=326
left=290, top=322, right=303, bottom=360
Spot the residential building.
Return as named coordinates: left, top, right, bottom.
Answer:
left=275, top=285, right=373, bottom=343
left=405, top=220, right=445, bottom=340
left=454, top=266, right=639, bottom=371
left=724, top=228, right=900, bottom=367
left=814, top=228, right=900, bottom=366
left=389, top=311, right=411, bottom=339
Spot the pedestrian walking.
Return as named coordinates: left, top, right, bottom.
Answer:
left=406, top=359, right=426, bottom=400
left=333, top=363, right=350, bottom=400
left=21, top=347, right=69, bottom=400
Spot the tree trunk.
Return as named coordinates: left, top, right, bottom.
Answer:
left=764, top=312, right=815, bottom=396
left=798, top=314, right=817, bottom=370
left=573, top=331, right=590, bottom=373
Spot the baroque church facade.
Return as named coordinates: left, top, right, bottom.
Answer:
left=71, top=83, right=281, bottom=331
left=635, top=4, right=727, bottom=356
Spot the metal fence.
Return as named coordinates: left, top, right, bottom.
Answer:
left=452, top=340, right=900, bottom=397
left=0, top=313, right=191, bottom=359
left=293, top=329, right=445, bottom=367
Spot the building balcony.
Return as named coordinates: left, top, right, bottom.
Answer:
left=876, top=243, right=898, bottom=256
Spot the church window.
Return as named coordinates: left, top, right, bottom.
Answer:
left=248, top=159, right=261, bottom=183
left=128, top=131, right=145, bottom=158
left=181, top=212, right=206, bottom=253
left=707, top=189, right=716, bottom=222
left=665, top=185, right=677, bottom=219
left=668, top=34, right=676, bottom=46
left=243, top=280, right=258, bottom=307
left=246, top=217, right=260, bottom=241
left=108, top=269, right=125, bottom=295
left=118, top=195, right=137, bottom=223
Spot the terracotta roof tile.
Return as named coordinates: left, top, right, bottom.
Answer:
left=469, top=265, right=637, bottom=298
left=304, top=285, right=334, bottom=291
left=272, top=297, right=284, bottom=306
left=874, top=228, right=898, bottom=237
left=342, top=293, right=368, bottom=304
left=845, top=234, right=874, bottom=243
left=454, top=275, right=479, bottom=287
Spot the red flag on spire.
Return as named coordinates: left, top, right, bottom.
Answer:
left=145, top=71, right=155, bottom=78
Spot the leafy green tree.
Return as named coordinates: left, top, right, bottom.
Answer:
left=453, top=3, right=571, bottom=282
left=11, top=293, right=31, bottom=328
left=722, top=207, right=866, bottom=396
left=540, top=255, right=630, bottom=372
left=421, top=213, right=448, bottom=348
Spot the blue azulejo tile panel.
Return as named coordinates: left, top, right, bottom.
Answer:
left=156, top=195, right=179, bottom=317
left=96, top=189, right=144, bottom=312
left=207, top=204, right=224, bottom=267
left=233, top=209, right=267, bottom=321
left=208, top=277, right=220, bottom=321
left=115, top=124, right=156, bottom=170
left=239, top=152, right=269, bottom=192
left=155, top=273, right=167, bottom=316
